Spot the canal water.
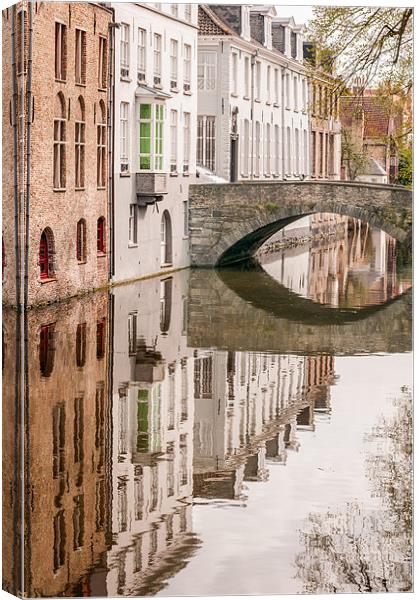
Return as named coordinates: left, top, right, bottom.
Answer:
left=3, top=218, right=412, bottom=597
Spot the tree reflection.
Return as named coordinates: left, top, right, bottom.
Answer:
left=294, top=388, right=412, bottom=593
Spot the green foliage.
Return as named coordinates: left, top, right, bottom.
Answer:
left=396, top=147, right=412, bottom=188
left=341, top=128, right=367, bottom=181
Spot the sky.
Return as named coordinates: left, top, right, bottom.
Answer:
left=275, top=5, right=314, bottom=26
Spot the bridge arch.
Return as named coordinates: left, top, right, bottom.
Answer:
left=188, top=181, right=412, bottom=267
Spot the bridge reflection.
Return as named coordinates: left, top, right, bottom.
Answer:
left=187, top=269, right=411, bottom=356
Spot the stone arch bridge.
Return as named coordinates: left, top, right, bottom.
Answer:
left=188, top=181, right=412, bottom=266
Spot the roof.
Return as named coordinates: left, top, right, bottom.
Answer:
left=340, top=95, right=392, bottom=138
left=198, top=5, right=236, bottom=36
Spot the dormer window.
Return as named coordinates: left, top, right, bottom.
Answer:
left=291, top=32, right=297, bottom=59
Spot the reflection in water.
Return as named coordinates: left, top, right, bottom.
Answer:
left=295, top=389, right=412, bottom=593
left=259, top=216, right=411, bottom=308
left=2, top=226, right=412, bottom=597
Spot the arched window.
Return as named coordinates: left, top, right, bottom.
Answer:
left=160, top=210, right=172, bottom=266
left=39, top=228, right=55, bottom=280
left=96, top=319, right=106, bottom=359
left=97, top=100, right=106, bottom=188
left=53, top=93, right=66, bottom=189
left=75, top=97, right=85, bottom=189
left=40, top=324, right=55, bottom=377
left=76, top=219, right=87, bottom=262
left=160, top=278, right=173, bottom=334
left=97, top=217, right=105, bottom=254
left=76, top=323, right=87, bottom=367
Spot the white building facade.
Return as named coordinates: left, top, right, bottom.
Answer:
left=112, top=3, right=198, bottom=283
left=197, top=5, right=310, bottom=182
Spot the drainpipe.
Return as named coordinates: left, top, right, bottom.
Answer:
left=108, top=19, right=117, bottom=280
left=10, top=9, right=21, bottom=597
left=23, top=6, right=33, bottom=598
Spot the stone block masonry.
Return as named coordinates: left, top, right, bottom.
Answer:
left=188, top=180, right=412, bottom=267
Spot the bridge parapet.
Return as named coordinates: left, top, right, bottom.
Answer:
left=189, top=181, right=412, bottom=267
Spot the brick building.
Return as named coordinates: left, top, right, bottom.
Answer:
left=2, top=2, right=113, bottom=307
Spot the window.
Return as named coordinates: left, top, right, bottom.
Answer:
left=291, top=31, right=297, bottom=59
left=55, top=22, right=67, bottom=81
left=75, top=97, right=85, bottom=188
left=311, top=131, right=316, bottom=176
left=138, top=103, right=164, bottom=171
left=255, top=61, right=261, bottom=100
left=153, top=34, right=162, bottom=86
left=255, top=121, right=261, bottom=176
left=73, top=495, right=84, bottom=550
left=97, top=217, right=105, bottom=254
left=198, top=51, right=216, bottom=91
left=16, top=10, right=28, bottom=74
left=232, top=53, right=238, bottom=95
left=40, top=324, right=55, bottom=377
left=294, top=77, right=298, bottom=111
left=171, top=3, right=178, bottom=17
left=76, top=323, right=86, bottom=368
left=98, top=36, right=107, bottom=89
left=267, top=66, right=271, bottom=102
left=274, top=69, right=279, bottom=104
left=53, top=510, right=65, bottom=571
left=295, top=129, right=299, bottom=174
left=76, top=219, right=87, bottom=262
left=170, top=110, right=178, bottom=173
left=120, top=102, right=129, bottom=172
left=160, top=277, right=173, bottom=331
left=96, top=319, right=106, bottom=359
left=183, top=200, right=189, bottom=236
left=137, top=28, right=146, bottom=81
left=170, top=39, right=178, bottom=90
left=74, top=397, right=84, bottom=464
left=53, top=93, right=66, bottom=190
left=275, top=125, right=280, bottom=175
left=184, top=4, right=192, bottom=22
left=75, top=29, right=86, bottom=85
left=183, top=112, right=190, bottom=174
left=286, top=127, right=291, bottom=174
left=243, top=119, right=249, bottom=175
left=194, top=356, right=213, bottom=399
left=120, top=23, right=130, bottom=78
left=265, top=123, right=271, bottom=174
left=302, top=79, right=307, bottom=111
left=183, top=44, right=191, bottom=92
left=303, top=129, right=308, bottom=174
left=97, top=101, right=106, bottom=187
left=319, top=132, right=324, bottom=176
left=197, top=115, right=215, bottom=171
left=128, top=204, right=137, bottom=245
left=39, top=228, right=55, bottom=280
left=128, top=312, right=137, bottom=354
left=244, top=56, right=250, bottom=98
left=52, top=402, right=65, bottom=478
left=160, top=211, right=172, bottom=266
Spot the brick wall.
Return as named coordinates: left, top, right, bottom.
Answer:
left=2, top=2, right=113, bottom=307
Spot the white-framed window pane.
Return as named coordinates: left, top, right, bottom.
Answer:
left=129, top=204, right=137, bottom=244
left=183, top=112, right=190, bottom=173
left=137, top=28, right=146, bottom=80
left=170, top=109, right=177, bottom=172
left=120, top=102, right=129, bottom=172
left=154, top=34, right=162, bottom=82
left=120, top=23, right=130, bottom=77
left=198, top=51, right=216, bottom=91
left=170, top=39, right=178, bottom=89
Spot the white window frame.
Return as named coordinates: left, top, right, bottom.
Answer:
left=170, top=109, right=178, bottom=173
left=128, top=204, right=138, bottom=245
left=198, top=51, right=216, bottom=91
left=170, top=39, right=178, bottom=90
left=137, top=28, right=146, bottom=82
left=244, top=56, right=250, bottom=98
left=183, top=112, right=190, bottom=174
left=197, top=115, right=216, bottom=171
left=138, top=102, right=164, bottom=172
left=120, top=23, right=130, bottom=78
left=153, top=33, right=162, bottom=86
left=232, top=52, right=238, bottom=96
left=183, top=44, right=191, bottom=92
left=120, top=102, right=129, bottom=172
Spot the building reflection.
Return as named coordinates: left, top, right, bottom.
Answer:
left=1, top=293, right=111, bottom=597
left=259, top=216, right=411, bottom=307
left=107, top=271, right=200, bottom=597
left=192, top=350, right=337, bottom=501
